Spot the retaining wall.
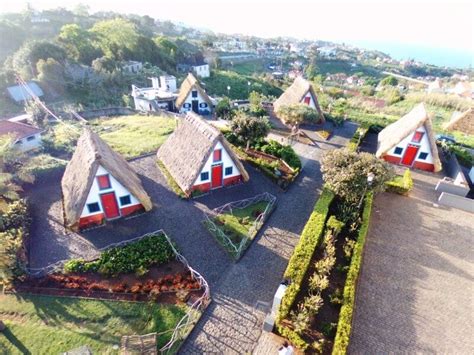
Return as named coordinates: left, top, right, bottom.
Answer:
left=438, top=192, right=474, bottom=213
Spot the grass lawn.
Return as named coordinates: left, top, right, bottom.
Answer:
left=0, top=293, right=186, bottom=354
left=227, top=59, right=265, bottom=76
left=90, top=115, right=177, bottom=158
left=205, top=200, right=274, bottom=259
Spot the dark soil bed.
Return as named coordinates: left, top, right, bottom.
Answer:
left=13, top=260, right=203, bottom=304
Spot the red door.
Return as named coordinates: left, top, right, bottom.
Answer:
left=100, top=192, right=120, bottom=219
left=401, top=144, right=419, bottom=166
left=211, top=165, right=223, bottom=188
left=303, top=96, right=311, bottom=105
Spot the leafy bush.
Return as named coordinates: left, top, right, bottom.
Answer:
left=63, top=233, right=175, bottom=276
left=333, top=192, right=374, bottom=354
left=385, top=169, right=413, bottom=195
left=276, top=104, right=321, bottom=125
left=257, top=140, right=301, bottom=170
left=347, top=127, right=369, bottom=152
left=23, top=154, right=67, bottom=178
left=446, top=144, right=473, bottom=167
left=380, top=76, right=398, bottom=86
left=215, top=97, right=234, bottom=120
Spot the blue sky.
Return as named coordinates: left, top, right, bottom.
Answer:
left=2, top=0, right=473, bottom=67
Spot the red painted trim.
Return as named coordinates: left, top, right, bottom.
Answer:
left=192, top=182, right=211, bottom=193
left=223, top=175, right=242, bottom=186
left=383, top=154, right=402, bottom=164
left=413, top=161, right=435, bottom=172
left=120, top=204, right=144, bottom=217
left=79, top=213, right=104, bottom=229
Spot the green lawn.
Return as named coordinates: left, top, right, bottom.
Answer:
left=91, top=115, right=177, bottom=158
left=0, top=294, right=186, bottom=354
left=227, top=59, right=265, bottom=76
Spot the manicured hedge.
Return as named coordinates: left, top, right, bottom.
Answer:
left=347, top=126, right=369, bottom=152
left=276, top=189, right=334, bottom=348
left=64, top=233, right=175, bottom=276
left=332, top=192, right=374, bottom=355
left=385, top=169, right=413, bottom=195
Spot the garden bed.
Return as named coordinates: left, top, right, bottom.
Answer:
left=276, top=191, right=374, bottom=353
left=203, top=193, right=276, bottom=260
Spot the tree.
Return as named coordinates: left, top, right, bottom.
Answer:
left=36, top=58, right=66, bottom=96
left=58, top=24, right=102, bottom=65
left=0, top=20, right=26, bottom=62
left=24, top=99, right=46, bottom=128
left=380, top=75, right=398, bottom=86
left=230, top=113, right=270, bottom=149
left=321, top=148, right=394, bottom=204
left=249, top=91, right=267, bottom=117
left=276, top=104, right=319, bottom=127
left=215, top=97, right=234, bottom=120
left=90, top=19, right=140, bottom=60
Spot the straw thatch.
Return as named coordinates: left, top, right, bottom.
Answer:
left=175, top=73, right=213, bottom=110
left=273, top=77, right=324, bottom=122
left=62, top=128, right=152, bottom=230
left=157, top=112, right=249, bottom=195
left=443, top=108, right=474, bottom=135
left=376, top=103, right=442, bottom=172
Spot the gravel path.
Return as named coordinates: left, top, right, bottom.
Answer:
left=26, top=123, right=356, bottom=353
left=349, top=171, right=474, bottom=354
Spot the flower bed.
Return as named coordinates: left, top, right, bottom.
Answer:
left=275, top=191, right=375, bottom=353
left=203, top=193, right=276, bottom=260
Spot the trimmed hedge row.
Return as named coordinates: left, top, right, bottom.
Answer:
left=385, top=169, right=413, bottom=195
left=332, top=192, right=374, bottom=355
left=347, top=126, right=369, bottom=152
left=276, top=188, right=335, bottom=349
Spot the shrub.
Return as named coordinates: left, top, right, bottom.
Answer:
left=447, top=144, right=473, bottom=167
left=347, top=127, right=369, bottom=152
left=304, top=293, right=324, bottom=315
left=276, top=104, right=321, bottom=126
left=343, top=238, right=356, bottom=260
left=329, top=288, right=344, bottom=306
left=309, top=273, right=329, bottom=293
left=326, top=216, right=344, bottom=236
left=277, top=189, right=334, bottom=323
left=385, top=169, right=413, bottom=195
left=333, top=192, right=374, bottom=354
left=291, top=304, right=310, bottom=335
left=63, top=233, right=175, bottom=276
left=258, top=140, right=301, bottom=170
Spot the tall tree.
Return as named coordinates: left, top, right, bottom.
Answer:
left=230, top=113, right=270, bottom=149
left=58, top=24, right=102, bottom=65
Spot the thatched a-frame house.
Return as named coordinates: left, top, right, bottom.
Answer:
left=443, top=108, right=473, bottom=135
left=273, top=77, right=325, bottom=123
left=175, top=73, right=213, bottom=115
left=62, top=129, right=152, bottom=231
left=376, top=103, right=442, bottom=172
left=157, top=112, right=249, bottom=196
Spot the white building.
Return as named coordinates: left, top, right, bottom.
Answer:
left=0, top=120, right=43, bottom=152
left=122, top=61, right=143, bottom=73
left=175, top=73, right=213, bottom=115
left=131, top=76, right=178, bottom=112
left=192, top=63, right=210, bottom=78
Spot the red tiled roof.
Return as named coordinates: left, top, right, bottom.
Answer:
left=0, top=120, right=43, bottom=140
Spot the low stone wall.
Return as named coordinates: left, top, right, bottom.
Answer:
left=438, top=192, right=474, bottom=213
left=76, top=107, right=136, bottom=119
left=435, top=179, right=470, bottom=197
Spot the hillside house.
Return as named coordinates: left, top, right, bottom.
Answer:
left=6, top=82, right=44, bottom=103
left=157, top=112, right=249, bottom=196
left=176, top=73, right=213, bottom=115
left=376, top=103, right=442, bottom=172
left=273, top=77, right=325, bottom=123
left=131, top=76, right=178, bottom=112
left=0, top=120, right=43, bottom=152
left=61, top=129, right=152, bottom=231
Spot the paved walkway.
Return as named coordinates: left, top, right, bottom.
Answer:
left=26, top=122, right=356, bottom=353
left=349, top=171, right=474, bottom=354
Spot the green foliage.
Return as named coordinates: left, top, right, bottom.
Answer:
left=230, top=113, right=270, bottom=148
left=276, top=104, right=320, bottom=126
left=332, top=192, right=373, bottom=355
left=347, top=126, right=369, bottom=152
left=37, top=58, right=67, bottom=96
left=380, top=75, right=398, bottom=86
left=277, top=189, right=334, bottom=324
left=256, top=139, right=301, bottom=170
left=326, top=87, right=345, bottom=99
left=157, top=160, right=187, bottom=199
left=446, top=144, right=474, bottom=167
left=321, top=148, right=394, bottom=204
left=215, top=97, right=234, bottom=120
left=57, top=24, right=102, bottom=65
left=385, top=169, right=414, bottom=195
left=380, top=87, right=404, bottom=105
left=0, top=199, right=30, bottom=286
left=249, top=91, right=267, bottom=117
left=23, top=154, right=67, bottom=178
left=63, top=233, right=175, bottom=276
left=326, top=216, right=344, bottom=235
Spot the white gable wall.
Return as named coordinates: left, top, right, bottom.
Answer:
left=300, top=91, right=317, bottom=109
left=193, top=141, right=241, bottom=185
left=179, top=86, right=211, bottom=114
left=386, top=124, right=434, bottom=164
left=81, top=165, right=140, bottom=217
left=14, top=133, right=42, bottom=152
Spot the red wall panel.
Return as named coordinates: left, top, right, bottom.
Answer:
left=79, top=213, right=104, bottom=229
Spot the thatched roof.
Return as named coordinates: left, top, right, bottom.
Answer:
left=175, top=73, right=213, bottom=109
left=62, top=129, right=152, bottom=229
left=273, top=77, right=324, bottom=122
left=443, top=108, right=474, bottom=135
left=157, top=112, right=249, bottom=195
left=376, top=103, right=442, bottom=172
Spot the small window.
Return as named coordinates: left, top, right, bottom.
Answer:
left=183, top=103, right=191, bottom=108
left=26, top=135, right=35, bottom=141
left=119, top=195, right=132, bottom=206
left=418, top=152, right=428, bottom=160
left=15, top=140, right=22, bottom=145
left=97, top=175, right=111, bottom=190
left=394, top=147, right=403, bottom=155
left=225, top=167, right=233, bottom=176
left=412, top=131, right=424, bottom=143
left=87, top=202, right=101, bottom=213
left=213, top=149, right=222, bottom=162
left=200, top=172, right=209, bottom=181
left=192, top=90, right=198, bottom=98
left=199, top=102, right=208, bottom=108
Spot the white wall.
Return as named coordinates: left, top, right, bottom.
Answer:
left=179, top=87, right=211, bottom=114
left=386, top=124, right=434, bottom=164
left=81, top=165, right=140, bottom=218
left=14, top=133, right=42, bottom=152
left=192, top=64, right=210, bottom=78
left=193, top=141, right=241, bottom=185
left=300, top=91, right=317, bottom=109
